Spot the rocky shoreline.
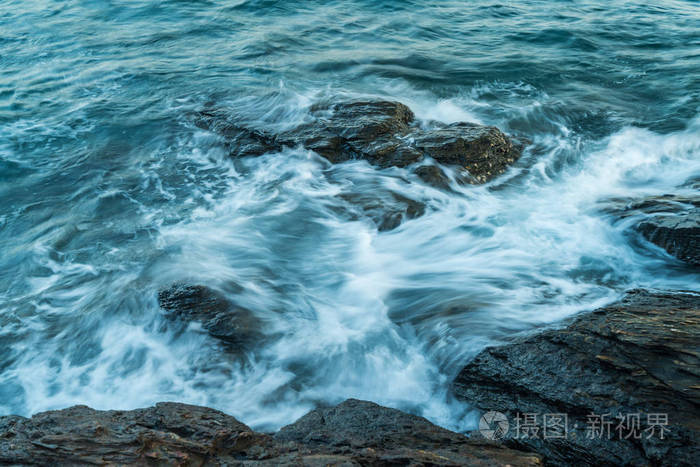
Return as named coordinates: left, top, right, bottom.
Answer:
left=0, top=400, right=541, bottom=466
left=2, top=289, right=697, bottom=466
left=455, top=289, right=700, bottom=466
left=2, top=102, right=698, bottom=466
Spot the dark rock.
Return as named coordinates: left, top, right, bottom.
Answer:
left=195, top=110, right=280, bottom=157
left=0, top=402, right=265, bottom=465
left=413, top=122, right=521, bottom=184
left=338, top=191, right=426, bottom=232
left=0, top=400, right=541, bottom=466
left=278, top=100, right=422, bottom=167
left=195, top=99, right=522, bottom=232
left=638, top=215, right=699, bottom=266
left=158, top=284, right=263, bottom=350
left=275, top=398, right=541, bottom=465
left=453, top=289, right=700, bottom=466
left=198, top=99, right=523, bottom=184
left=603, top=195, right=699, bottom=265
left=414, top=164, right=452, bottom=190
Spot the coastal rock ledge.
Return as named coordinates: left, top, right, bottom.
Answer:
left=0, top=399, right=541, bottom=466
left=454, top=289, right=700, bottom=466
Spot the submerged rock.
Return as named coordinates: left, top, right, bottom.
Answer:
left=414, top=164, right=453, bottom=190
left=158, top=284, right=263, bottom=350
left=453, top=289, right=700, bottom=466
left=0, top=399, right=542, bottom=466
left=195, top=110, right=279, bottom=158
left=197, top=99, right=523, bottom=184
left=603, top=195, right=699, bottom=265
left=338, top=190, right=426, bottom=232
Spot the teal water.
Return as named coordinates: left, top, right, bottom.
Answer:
left=1, top=0, right=699, bottom=430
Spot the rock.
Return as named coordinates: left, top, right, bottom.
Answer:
left=158, top=284, right=263, bottom=350
left=275, top=398, right=542, bottom=466
left=198, top=99, right=523, bottom=184
left=195, top=110, right=280, bottom=157
left=636, top=201, right=700, bottom=266
left=413, top=122, right=520, bottom=184
left=413, top=164, right=452, bottom=190
left=338, top=191, right=426, bottom=232
left=453, top=289, right=700, bottom=466
left=603, top=195, right=699, bottom=266
left=0, top=400, right=542, bottom=466
left=0, top=402, right=265, bottom=465
left=279, top=100, right=422, bottom=167
left=196, top=99, right=522, bottom=232
left=637, top=213, right=699, bottom=266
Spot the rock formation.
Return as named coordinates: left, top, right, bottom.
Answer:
left=454, top=289, right=700, bottom=466
left=196, top=99, right=523, bottom=185
left=0, top=400, right=541, bottom=466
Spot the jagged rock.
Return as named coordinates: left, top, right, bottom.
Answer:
left=158, top=284, right=263, bottom=350
left=278, top=100, right=422, bottom=167
left=453, top=289, right=700, bottom=466
left=197, top=99, right=522, bottom=184
left=0, top=402, right=263, bottom=465
left=413, top=122, right=520, bottom=184
left=275, top=399, right=542, bottom=465
left=603, top=195, right=699, bottom=266
left=195, top=99, right=521, bottom=232
left=0, top=400, right=542, bottom=466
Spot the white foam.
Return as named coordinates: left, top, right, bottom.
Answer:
left=2, top=89, right=698, bottom=436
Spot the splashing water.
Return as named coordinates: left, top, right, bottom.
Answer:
left=0, top=0, right=698, bottom=432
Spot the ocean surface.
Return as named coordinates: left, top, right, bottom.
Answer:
left=1, top=0, right=698, bottom=431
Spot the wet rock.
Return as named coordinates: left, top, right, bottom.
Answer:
left=414, top=164, right=452, bottom=190
left=0, top=402, right=265, bottom=465
left=453, top=289, right=700, bottom=466
left=413, top=122, right=521, bottom=184
left=158, top=284, right=263, bottom=349
left=195, top=110, right=280, bottom=157
left=637, top=213, right=699, bottom=266
left=198, top=99, right=523, bottom=184
left=604, top=195, right=699, bottom=265
left=0, top=400, right=542, bottom=466
left=275, top=398, right=542, bottom=465
left=195, top=100, right=522, bottom=231
left=279, top=100, right=422, bottom=167
left=338, top=191, right=426, bottom=231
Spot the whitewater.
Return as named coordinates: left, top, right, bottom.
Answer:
left=0, top=0, right=698, bottom=433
